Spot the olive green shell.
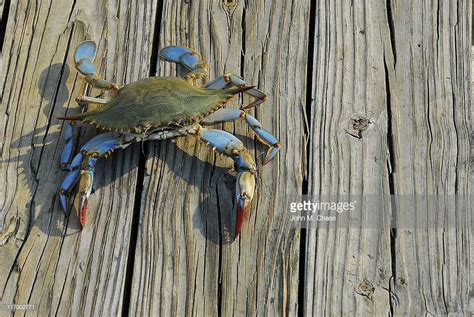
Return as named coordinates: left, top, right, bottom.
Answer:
left=69, top=77, right=238, bottom=133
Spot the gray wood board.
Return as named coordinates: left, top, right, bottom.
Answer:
left=306, top=0, right=472, bottom=316
left=0, top=0, right=472, bottom=316
left=128, top=0, right=308, bottom=316
left=0, top=0, right=157, bottom=315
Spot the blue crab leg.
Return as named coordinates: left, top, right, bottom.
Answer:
left=70, top=153, right=84, bottom=169
left=74, top=41, right=119, bottom=90
left=197, top=127, right=246, bottom=157
left=246, top=115, right=280, bottom=164
left=59, top=132, right=135, bottom=226
left=60, top=122, right=74, bottom=169
left=242, top=88, right=267, bottom=109
left=204, top=73, right=245, bottom=89
left=204, top=73, right=267, bottom=108
left=203, top=76, right=228, bottom=90
left=201, top=108, right=280, bottom=164
left=61, top=152, right=84, bottom=171
left=59, top=169, right=80, bottom=214
left=194, top=125, right=257, bottom=236
left=158, top=45, right=209, bottom=79
left=80, top=132, right=128, bottom=156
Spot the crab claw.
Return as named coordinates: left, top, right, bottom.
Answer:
left=59, top=169, right=81, bottom=214
left=158, top=46, right=204, bottom=70
left=158, top=46, right=195, bottom=63
left=74, top=40, right=97, bottom=76
left=74, top=40, right=119, bottom=90
left=159, top=45, right=208, bottom=79
left=195, top=126, right=257, bottom=236
left=235, top=171, right=256, bottom=236
left=233, top=151, right=256, bottom=236
left=58, top=132, right=132, bottom=227
left=77, top=167, right=94, bottom=227
left=179, top=52, right=203, bottom=71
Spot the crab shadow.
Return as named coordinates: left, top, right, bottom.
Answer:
left=4, top=63, right=258, bottom=244
left=144, top=139, right=257, bottom=244
left=3, top=63, right=83, bottom=233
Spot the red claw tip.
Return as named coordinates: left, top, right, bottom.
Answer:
left=79, top=198, right=88, bottom=227
left=235, top=197, right=247, bottom=237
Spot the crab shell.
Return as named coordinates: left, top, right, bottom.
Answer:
left=63, top=76, right=248, bottom=133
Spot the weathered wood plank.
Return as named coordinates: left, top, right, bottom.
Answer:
left=306, top=0, right=472, bottom=316
left=129, top=0, right=309, bottom=315
left=0, top=0, right=469, bottom=315
left=387, top=1, right=472, bottom=315
left=305, top=0, right=393, bottom=315
left=0, top=0, right=4, bottom=73
left=0, top=0, right=156, bottom=314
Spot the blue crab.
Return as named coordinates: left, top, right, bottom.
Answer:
left=57, top=41, right=280, bottom=235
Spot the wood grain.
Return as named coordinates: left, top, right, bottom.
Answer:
left=0, top=0, right=471, bottom=315
left=305, top=0, right=393, bottom=315
left=128, top=0, right=309, bottom=316
left=387, top=1, right=472, bottom=315
left=0, top=0, right=156, bottom=315
left=306, top=0, right=472, bottom=316
left=0, top=0, right=5, bottom=73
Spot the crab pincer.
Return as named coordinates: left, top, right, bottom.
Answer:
left=74, top=41, right=119, bottom=90
left=195, top=125, right=258, bottom=236
left=58, top=132, right=133, bottom=227
left=76, top=158, right=96, bottom=226
left=159, top=45, right=209, bottom=79
left=234, top=153, right=257, bottom=236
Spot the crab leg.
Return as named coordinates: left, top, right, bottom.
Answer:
left=59, top=120, right=95, bottom=169
left=75, top=95, right=110, bottom=105
left=61, top=151, right=84, bottom=171
left=59, top=169, right=80, bottom=213
left=158, top=45, right=209, bottom=80
left=201, top=108, right=280, bottom=164
left=74, top=41, right=119, bottom=90
left=58, top=119, right=94, bottom=170
left=59, top=132, right=135, bottom=226
left=194, top=125, right=257, bottom=236
left=60, top=123, right=74, bottom=169
left=204, top=73, right=267, bottom=109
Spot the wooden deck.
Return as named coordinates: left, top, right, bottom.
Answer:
left=0, top=0, right=471, bottom=316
